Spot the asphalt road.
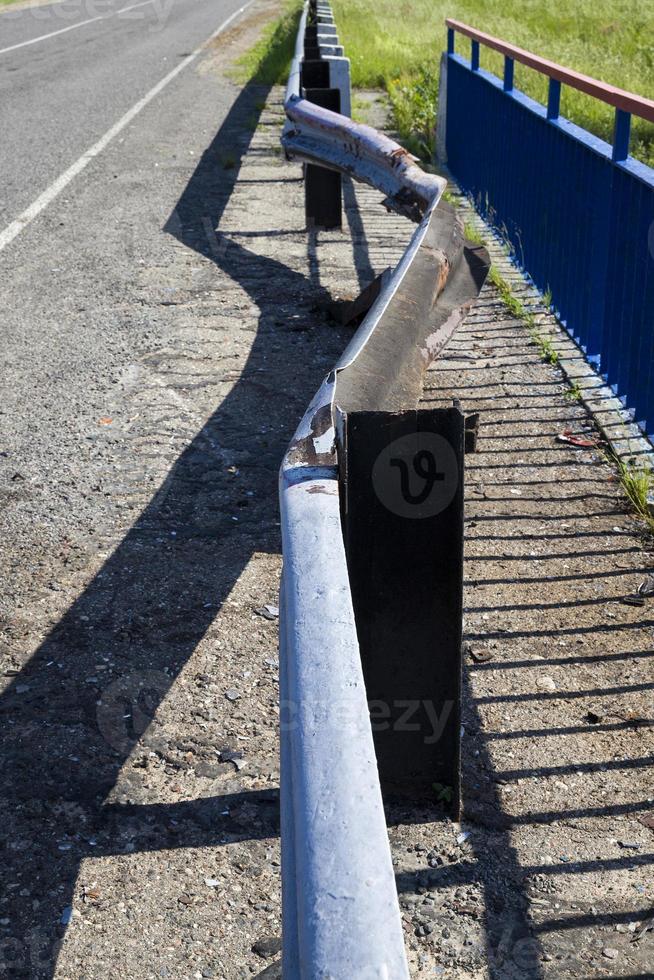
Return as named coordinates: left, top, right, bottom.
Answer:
left=0, top=0, right=250, bottom=228
left=0, top=0, right=304, bottom=973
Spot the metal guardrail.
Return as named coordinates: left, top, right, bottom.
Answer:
left=278, top=3, right=489, bottom=976
left=439, top=20, right=654, bottom=438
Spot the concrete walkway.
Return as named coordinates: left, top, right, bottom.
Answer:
left=400, top=210, right=654, bottom=978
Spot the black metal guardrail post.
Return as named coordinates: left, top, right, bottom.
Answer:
left=301, top=0, right=342, bottom=228
left=341, top=408, right=465, bottom=812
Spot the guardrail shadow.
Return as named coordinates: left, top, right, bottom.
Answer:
left=0, top=78, right=372, bottom=978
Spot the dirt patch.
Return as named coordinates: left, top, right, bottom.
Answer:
left=200, top=0, right=283, bottom=75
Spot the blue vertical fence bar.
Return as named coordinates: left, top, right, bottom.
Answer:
left=503, top=56, right=514, bottom=93
left=547, top=79, right=561, bottom=121
left=442, top=22, right=654, bottom=438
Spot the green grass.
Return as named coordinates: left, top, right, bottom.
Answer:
left=331, top=0, right=654, bottom=167
left=235, top=0, right=303, bottom=84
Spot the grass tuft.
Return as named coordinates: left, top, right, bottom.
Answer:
left=463, top=220, right=485, bottom=245
left=534, top=333, right=559, bottom=365
left=564, top=379, right=583, bottom=402
left=613, top=457, right=654, bottom=532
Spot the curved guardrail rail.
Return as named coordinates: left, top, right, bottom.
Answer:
left=278, top=3, right=489, bottom=976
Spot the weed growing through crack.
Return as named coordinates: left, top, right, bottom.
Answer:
left=613, top=457, right=654, bottom=532
left=564, top=379, right=583, bottom=402
left=463, top=220, right=486, bottom=245
left=489, top=265, right=525, bottom=319
left=535, top=334, right=559, bottom=365
left=489, top=266, right=558, bottom=364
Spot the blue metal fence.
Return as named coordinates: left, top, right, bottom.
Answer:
left=441, top=24, right=654, bottom=438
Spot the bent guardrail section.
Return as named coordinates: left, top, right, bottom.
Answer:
left=278, top=3, right=489, bottom=975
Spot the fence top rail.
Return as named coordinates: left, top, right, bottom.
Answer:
left=446, top=18, right=654, bottom=125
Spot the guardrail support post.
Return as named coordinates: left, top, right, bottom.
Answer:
left=304, top=86, right=342, bottom=229
left=341, top=408, right=464, bottom=812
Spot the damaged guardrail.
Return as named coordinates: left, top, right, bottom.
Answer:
left=279, top=2, right=490, bottom=976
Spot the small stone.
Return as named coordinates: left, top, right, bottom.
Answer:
left=537, top=676, right=556, bottom=692
left=468, top=646, right=492, bottom=664
left=255, top=605, right=279, bottom=620
left=252, top=936, right=282, bottom=959
left=224, top=689, right=241, bottom=702
left=255, top=964, right=282, bottom=980
left=220, top=748, right=246, bottom=770
left=204, top=878, right=220, bottom=888
left=195, top=761, right=229, bottom=779
left=602, top=948, right=618, bottom=959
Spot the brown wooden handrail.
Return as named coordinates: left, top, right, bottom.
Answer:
left=446, top=18, right=654, bottom=125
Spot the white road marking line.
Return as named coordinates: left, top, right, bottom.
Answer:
left=0, top=14, right=105, bottom=54
left=1, top=0, right=175, bottom=57
left=0, top=1, right=252, bottom=254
